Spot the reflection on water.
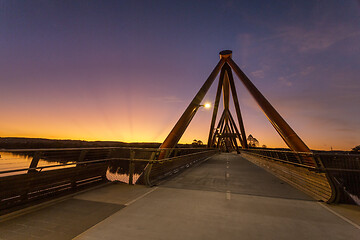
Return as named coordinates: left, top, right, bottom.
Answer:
left=106, top=169, right=140, bottom=183
left=0, top=151, right=146, bottom=184
left=0, top=152, right=76, bottom=176
left=106, top=159, right=146, bottom=184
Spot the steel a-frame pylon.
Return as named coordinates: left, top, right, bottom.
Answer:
left=159, top=50, right=310, bottom=156
left=207, top=60, right=247, bottom=152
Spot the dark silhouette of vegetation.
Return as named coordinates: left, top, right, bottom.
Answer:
left=247, top=134, right=259, bottom=147
left=0, top=137, right=202, bottom=150
left=192, top=139, right=203, bottom=146
left=0, top=137, right=161, bottom=149
left=351, top=145, right=360, bottom=153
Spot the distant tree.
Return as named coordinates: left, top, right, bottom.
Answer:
left=192, top=139, right=203, bottom=146
left=351, top=145, right=360, bottom=152
left=247, top=134, right=259, bottom=147
left=262, top=145, right=267, bottom=148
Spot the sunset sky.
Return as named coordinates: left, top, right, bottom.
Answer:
left=1, top=0, right=359, bottom=150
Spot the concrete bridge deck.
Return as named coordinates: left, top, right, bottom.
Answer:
left=1, top=153, right=359, bottom=239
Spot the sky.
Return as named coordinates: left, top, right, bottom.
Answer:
left=0, top=0, right=359, bottom=150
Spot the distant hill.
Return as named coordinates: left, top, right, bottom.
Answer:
left=0, top=137, right=161, bottom=149
left=0, top=137, right=355, bottom=153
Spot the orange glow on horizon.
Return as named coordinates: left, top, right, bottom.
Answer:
left=1, top=104, right=356, bottom=151
left=0, top=83, right=357, bottom=151
left=0, top=79, right=357, bottom=152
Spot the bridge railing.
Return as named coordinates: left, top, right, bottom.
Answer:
left=241, top=148, right=360, bottom=205
left=142, top=149, right=219, bottom=186
left=0, top=147, right=217, bottom=214
left=241, top=148, right=317, bottom=168
left=315, top=153, right=360, bottom=205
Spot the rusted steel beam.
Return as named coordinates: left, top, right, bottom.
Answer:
left=228, top=116, right=236, bottom=134
left=233, top=136, right=240, bottom=153
left=228, top=111, right=243, bottom=147
left=225, top=63, right=248, bottom=148
left=219, top=110, right=227, bottom=135
left=214, top=111, right=227, bottom=147
left=224, top=122, right=231, bottom=134
left=222, top=70, right=230, bottom=113
left=159, top=58, right=225, bottom=152
left=224, top=122, right=236, bottom=151
left=226, top=56, right=310, bottom=153
left=211, top=110, right=226, bottom=147
left=222, top=122, right=233, bottom=152
left=207, top=66, right=225, bottom=147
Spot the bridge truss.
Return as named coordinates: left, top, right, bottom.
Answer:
left=159, top=50, right=310, bottom=155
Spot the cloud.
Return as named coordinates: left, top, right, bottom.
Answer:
left=278, top=77, right=292, bottom=87
left=251, top=70, right=265, bottom=78
left=276, top=66, right=315, bottom=87
left=300, top=66, right=315, bottom=76
left=277, top=71, right=298, bottom=87
left=335, top=127, right=354, bottom=133
left=276, top=25, right=360, bottom=53
left=270, top=90, right=359, bottom=132
left=236, top=33, right=254, bottom=66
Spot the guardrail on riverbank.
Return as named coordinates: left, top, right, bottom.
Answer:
left=0, top=147, right=218, bottom=215
left=241, top=149, right=360, bottom=205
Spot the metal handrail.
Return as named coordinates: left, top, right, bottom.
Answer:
left=242, top=149, right=360, bottom=171
left=318, top=168, right=360, bottom=173
left=0, top=147, right=217, bottom=175
left=0, top=147, right=210, bottom=152
left=0, top=158, right=112, bottom=175
left=245, top=148, right=314, bottom=155
left=241, top=148, right=360, bottom=205
left=0, top=147, right=218, bottom=213
left=244, top=148, right=360, bottom=157
left=244, top=151, right=317, bottom=170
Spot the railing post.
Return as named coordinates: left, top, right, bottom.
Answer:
left=77, top=150, right=88, bottom=166
left=143, top=151, right=156, bottom=186
left=129, top=150, right=135, bottom=185
left=284, top=153, right=289, bottom=162
left=165, top=149, right=171, bottom=159
left=22, top=152, right=42, bottom=201
left=295, top=153, right=303, bottom=164
left=315, top=154, right=339, bottom=203
left=173, top=149, right=179, bottom=157
left=72, top=150, right=88, bottom=189
left=28, top=152, right=42, bottom=173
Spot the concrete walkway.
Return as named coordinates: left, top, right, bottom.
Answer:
left=1, top=153, right=359, bottom=239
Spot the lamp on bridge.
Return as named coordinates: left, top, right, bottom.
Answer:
left=199, top=102, right=211, bottom=109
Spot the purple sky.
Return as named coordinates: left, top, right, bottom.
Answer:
left=1, top=0, right=359, bottom=150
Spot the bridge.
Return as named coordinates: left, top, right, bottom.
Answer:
left=0, top=51, right=359, bottom=239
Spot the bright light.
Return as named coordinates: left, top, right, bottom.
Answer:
left=204, top=103, right=211, bottom=109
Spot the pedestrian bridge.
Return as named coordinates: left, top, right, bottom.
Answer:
left=0, top=152, right=359, bottom=240
left=1, top=50, right=359, bottom=239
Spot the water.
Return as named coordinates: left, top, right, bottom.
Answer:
left=106, top=159, right=145, bottom=183
left=0, top=151, right=77, bottom=176
left=0, top=151, right=145, bottom=184
left=106, top=171, right=141, bottom=183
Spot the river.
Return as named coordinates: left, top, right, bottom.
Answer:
left=0, top=151, right=141, bottom=183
